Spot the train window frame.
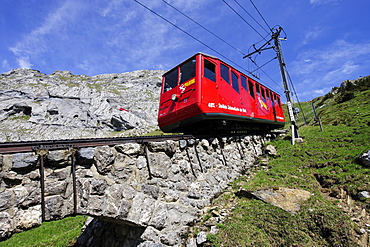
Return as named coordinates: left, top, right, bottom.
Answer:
left=231, top=70, right=240, bottom=93
left=248, top=81, right=255, bottom=98
left=220, top=63, right=230, bottom=84
left=180, top=59, right=196, bottom=84
left=163, top=68, right=179, bottom=92
left=241, top=75, right=248, bottom=91
left=203, top=59, right=216, bottom=82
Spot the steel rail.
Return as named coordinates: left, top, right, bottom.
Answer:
left=0, top=135, right=195, bottom=154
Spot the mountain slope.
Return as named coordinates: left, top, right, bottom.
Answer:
left=207, top=77, right=370, bottom=246
left=0, top=69, right=164, bottom=142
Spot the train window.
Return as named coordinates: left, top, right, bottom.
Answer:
left=164, top=68, right=178, bottom=92
left=220, top=64, right=230, bottom=84
left=266, top=90, right=271, bottom=101
left=231, top=71, right=240, bottom=93
left=204, top=59, right=216, bottom=82
left=256, top=84, right=260, bottom=96
left=261, top=88, right=266, bottom=102
left=248, top=81, right=255, bottom=98
left=277, top=96, right=282, bottom=106
left=241, top=75, right=248, bottom=91
left=180, top=59, right=196, bottom=84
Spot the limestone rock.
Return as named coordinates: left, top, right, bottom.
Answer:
left=359, top=150, right=370, bottom=167
left=238, top=187, right=312, bottom=214
left=264, top=144, right=277, bottom=156
left=0, top=68, right=164, bottom=142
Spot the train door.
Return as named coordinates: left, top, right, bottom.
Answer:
left=248, top=80, right=257, bottom=118
left=201, top=56, right=218, bottom=113
left=271, top=92, right=278, bottom=122
left=255, top=84, right=270, bottom=119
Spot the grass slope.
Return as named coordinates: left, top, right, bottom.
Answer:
left=0, top=216, right=86, bottom=247
left=208, top=82, right=370, bottom=246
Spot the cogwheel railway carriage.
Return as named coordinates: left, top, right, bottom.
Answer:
left=158, top=53, right=285, bottom=134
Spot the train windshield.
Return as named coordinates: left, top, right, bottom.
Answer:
left=164, top=69, right=178, bottom=92
left=180, top=59, right=196, bottom=84
left=163, top=58, right=196, bottom=92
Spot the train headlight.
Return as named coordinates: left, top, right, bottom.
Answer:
left=171, top=94, right=178, bottom=101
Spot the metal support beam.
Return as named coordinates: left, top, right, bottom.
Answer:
left=70, top=149, right=78, bottom=215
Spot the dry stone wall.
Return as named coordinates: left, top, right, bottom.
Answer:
left=0, top=135, right=270, bottom=246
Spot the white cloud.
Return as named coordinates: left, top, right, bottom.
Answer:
left=293, top=39, right=370, bottom=76
left=16, top=57, right=32, bottom=69
left=301, top=27, right=325, bottom=46
left=309, top=0, right=339, bottom=6
left=8, top=0, right=83, bottom=70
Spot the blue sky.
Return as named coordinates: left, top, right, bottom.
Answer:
left=1, top=0, right=369, bottom=102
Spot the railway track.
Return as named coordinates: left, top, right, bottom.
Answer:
left=0, top=135, right=195, bottom=154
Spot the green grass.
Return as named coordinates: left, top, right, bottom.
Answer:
left=0, top=216, right=86, bottom=247
left=210, top=86, right=370, bottom=246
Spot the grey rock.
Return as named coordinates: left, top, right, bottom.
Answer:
left=0, top=212, right=12, bottom=239
left=179, top=140, right=187, bottom=149
left=358, top=191, right=370, bottom=199
left=46, top=150, right=71, bottom=167
left=45, top=181, right=67, bottom=196
left=0, top=190, right=12, bottom=211
left=78, top=147, right=95, bottom=166
left=359, top=150, right=370, bottom=167
left=94, top=146, right=115, bottom=174
left=12, top=153, right=38, bottom=169
left=115, top=143, right=142, bottom=156
left=196, top=231, right=208, bottom=245
left=90, top=178, right=108, bottom=195
left=264, top=144, right=277, bottom=156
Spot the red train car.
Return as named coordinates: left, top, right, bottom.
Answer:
left=158, top=53, right=285, bottom=134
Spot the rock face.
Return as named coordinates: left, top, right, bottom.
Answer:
left=0, top=135, right=269, bottom=246
left=0, top=69, right=164, bottom=142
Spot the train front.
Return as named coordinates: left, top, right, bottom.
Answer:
left=157, top=54, right=201, bottom=133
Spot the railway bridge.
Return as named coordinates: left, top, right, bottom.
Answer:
left=0, top=134, right=269, bottom=246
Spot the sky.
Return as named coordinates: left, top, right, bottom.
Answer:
left=1, top=0, right=369, bottom=102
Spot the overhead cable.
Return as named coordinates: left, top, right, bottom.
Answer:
left=222, top=0, right=267, bottom=40
left=250, top=0, right=272, bottom=31
left=162, top=0, right=245, bottom=56
left=133, top=0, right=256, bottom=78
left=234, top=0, right=270, bottom=35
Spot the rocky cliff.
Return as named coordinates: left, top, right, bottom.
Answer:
left=0, top=69, right=164, bottom=142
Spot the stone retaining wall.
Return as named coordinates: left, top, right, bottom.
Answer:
left=0, top=135, right=270, bottom=246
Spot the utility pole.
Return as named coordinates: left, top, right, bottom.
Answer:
left=243, top=26, right=300, bottom=145
left=272, top=27, right=300, bottom=144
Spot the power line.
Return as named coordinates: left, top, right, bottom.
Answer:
left=133, top=0, right=255, bottom=78
left=221, top=0, right=267, bottom=40
left=161, top=0, right=245, bottom=56
left=250, top=0, right=272, bottom=31
left=234, top=0, right=270, bottom=35
left=248, top=57, right=284, bottom=92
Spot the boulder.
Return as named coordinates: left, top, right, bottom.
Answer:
left=359, top=150, right=370, bottom=167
